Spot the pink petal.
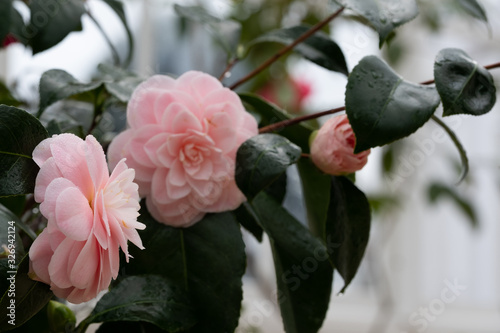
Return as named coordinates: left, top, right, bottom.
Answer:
left=167, top=159, right=186, bottom=186
left=49, top=134, right=94, bottom=199
left=191, top=160, right=213, bottom=180
left=48, top=238, right=80, bottom=289
left=69, top=236, right=99, bottom=289
left=55, top=187, right=93, bottom=241
left=167, top=103, right=203, bottom=134
left=32, top=136, right=55, bottom=166
left=204, top=180, right=245, bottom=212
left=84, top=135, right=109, bottom=191
left=151, top=168, right=172, bottom=204
left=93, top=191, right=110, bottom=249
left=176, top=71, right=223, bottom=101
left=39, top=177, right=77, bottom=222
left=29, top=230, right=53, bottom=283
left=144, top=133, right=169, bottom=166
left=107, top=129, right=133, bottom=171
left=166, top=134, right=186, bottom=157
left=127, top=75, right=176, bottom=129
left=129, top=125, right=163, bottom=168
left=34, top=157, right=63, bottom=203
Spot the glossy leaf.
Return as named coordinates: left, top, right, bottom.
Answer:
left=79, top=275, right=197, bottom=332
left=28, top=0, right=85, bottom=54
left=239, top=93, right=314, bottom=152
left=233, top=203, right=263, bottom=242
left=0, top=254, right=53, bottom=331
left=102, top=0, right=135, bottom=67
left=297, top=159, right=331, bottom=240
left=236, top=134, right=301, bottom=200
left=336, top=0, right=419, bottom=46
left=98, top=64, right=144, bottom=103
left=434, top=48, right=496, bottom=116
left=327, top=176, right=371, bottom=293
left=174, top=4, right=241, bottom=57
left=252, top=192, right=334, bottom=333
left=38, top=69, right=103, bottom=116
left=249, top=25, right=348, bottom=75
left=0, top=81, right=21, bottom=107
left=346, top=55, right=441, bottom=153
left=457, top=0, right=488, bottom=23
left=9, top=8, right=28, bottom=46
left=0, top=0, right=13, bottom=45
left=123, top=209, right=246, bottom=333
left=0, top=105, right=48, bottom=197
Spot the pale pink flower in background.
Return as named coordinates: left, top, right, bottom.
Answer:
left=108, top=71, right=258, bottom=227
left=29, top=134, right=145, bottom=304
left=310, top=115, right=370, bottom=175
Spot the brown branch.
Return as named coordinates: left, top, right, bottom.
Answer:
left=259, top=106, right=345, bottom=133
left=218, top=58, right=239, bottom=81
left=229, top=7, right=345, bottom=90
left=257, top=59, right=500, bottom=134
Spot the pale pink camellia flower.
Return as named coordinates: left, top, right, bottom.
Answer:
left=29, top=133, right=145, bottom=304
left=310, top=115, right=370, bottom=175
left=108, top=71, right=259, bottom=227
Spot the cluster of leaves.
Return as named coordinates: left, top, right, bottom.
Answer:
left=0, top=0, right=497, bottom=332
left=0, top=0, right=132, bottom=66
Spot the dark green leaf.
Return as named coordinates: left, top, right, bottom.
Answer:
left=0, top=196, right=25, bottom=218
left=239, top=93, right=314, bottom=152
left=27, top=0, right=85, bottom=54
left=336, top=0, right=419, bottom=46
left=0, top=203, right=36, bottom=241
left=252, top=192, right=334, bottom=333
left=456, top=0, right=488, bottom=23
left=123, top=208, right=246, bottom=333
left=248, top=25, right=348, bottom=75
left=9, top=8, right=28, bottom=46
left=0, top=205, right=24, bottom=295
left=297, top=159, right=331, bottom=240
left=38, top=69, right=104, bottom=116
left=101, top=0, right=135, bottom=67
left=0, top=0, right=13, bottom=46
left=0, top=254, right=53, bottom=331
left=434, top=48, right=496, bottom=117
left=346, top=55, right=441, bottom=153
left=98, top=63, right=143, bottom=102
left=428, top=182, right=477, bottom=228
left=236, top=134, right=301, bottom=200
left=0, top=81, right=21, bottom=107
left=0, top=105, right=49, bottom=197
left=233, top=203, right=263, bottom=242
left=327, top=176, right=371, bottom=293
left=174, top=4, right=241, bottom=57
left=79, top=275, right=196, bottom=332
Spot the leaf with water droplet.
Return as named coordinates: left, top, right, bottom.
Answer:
left=346, top=56, right=440, bottom=152
left=434, top=48, right=496, bottom=117
left=335, top=0, right=419, bottom=46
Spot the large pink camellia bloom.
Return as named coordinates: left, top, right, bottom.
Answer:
left=29, top=134, right=145, bottom=304
left=310, top=115, right=370, bottom=175
left=108, top=71, right=258, bottom=227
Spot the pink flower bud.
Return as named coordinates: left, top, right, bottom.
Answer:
left=310, top=115, right=370, bottom=175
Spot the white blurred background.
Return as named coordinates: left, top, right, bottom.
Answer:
left=2, top=0, right=500, bottom=332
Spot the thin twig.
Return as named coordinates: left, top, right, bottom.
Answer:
left=229, top=7, right=345, bottom=90
left=259, top=106, right=345, bottom=133
left=218, top=58, right=239, bottom=81
left=257, top=60, right=499, bottom=135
